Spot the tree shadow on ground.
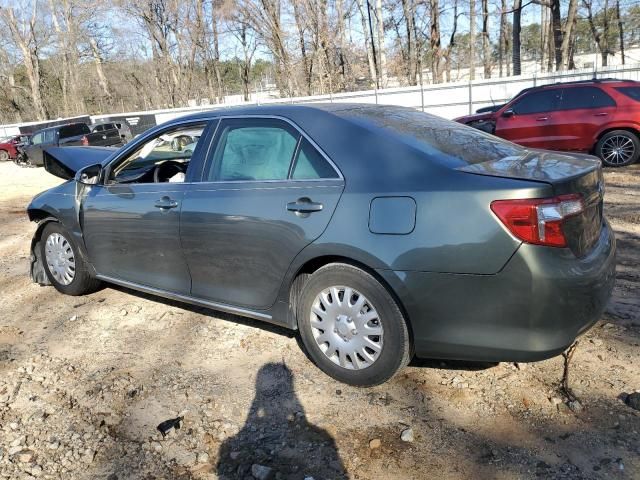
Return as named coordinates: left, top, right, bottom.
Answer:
left=215, top=362, right=347, bottom=480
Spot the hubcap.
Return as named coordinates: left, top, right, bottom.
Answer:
left=44, top=233, right=76, bottom=285
left=310, top=286, right=383, bottom=370
left=601, top=135, right=635, bottom=165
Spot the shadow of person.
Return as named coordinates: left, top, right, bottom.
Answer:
left=216, top=362, right=348, bottom=480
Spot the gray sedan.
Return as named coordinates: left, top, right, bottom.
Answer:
left=27, top=104, right=616, bottom=386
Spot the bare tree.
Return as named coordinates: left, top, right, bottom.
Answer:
left=401, top=0, right=418, bottom=85
left=374, top=0, right=388, bottom=87
left=469, top=0, right=476, bottom=79
left=615, top=0, right=624, bottom=65
left=584, top=0, right=611, bottom=67
left=1, top=3, right=48, bottom=120
left=560, top=0, right=578, bottom=70
left=512, top=0, right=522, bottom=75
left=481, top=0, right=490, bottom=78
left=356, top=0, right=378, bottom=86
left=430, top=0, right=442, bottom=83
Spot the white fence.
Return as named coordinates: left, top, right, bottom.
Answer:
left=150, top=63, right=640, bottom=125
left=2, top=63, right=640, bottom=137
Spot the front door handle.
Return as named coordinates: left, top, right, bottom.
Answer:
left=154, top=196, right=178, bottom=210
left=536, top=116, right=549, bottom=121
left=287, top=197, right=323, bottom=216
left=594, top=112, right=608, bottom=117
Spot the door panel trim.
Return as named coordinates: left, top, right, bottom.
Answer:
left=96, top=274, right=274, bottom=322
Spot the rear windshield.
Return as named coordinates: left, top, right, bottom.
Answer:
left=334, top=106, right=523, bottom=166
left=59, top=123, right=90, bottom=138
left=616, top=86, right=640, bottom=102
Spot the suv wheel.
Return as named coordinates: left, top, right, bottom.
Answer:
left=297, top=263, right=411, bottom=386
left=596, top=130, right=640, bottom=167
left=41, top=223, right=101, bottom=296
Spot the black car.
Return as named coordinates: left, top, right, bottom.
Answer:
left=24, top=123, right=122, bottom=166
left=27, top=104, right=616, bottom=386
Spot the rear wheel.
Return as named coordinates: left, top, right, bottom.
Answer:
left=596, top=130, right=640, bottom=167
left=40, top=223, right=101, bottom=296
left=0, top=150, right=9, bottom=161
left=297, top=263, right=411, bottom=386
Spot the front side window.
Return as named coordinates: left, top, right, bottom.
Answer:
left=44, top=130, right=56, bottom=143
left=511, top=89, right=562, bottom=115
left=209, top=119, right=299, bottom=181
left=109, top=123, right=206, bottom=184
left=560, top=86, right=616, bottom=110
left=31, top=133, right=43, bottom=145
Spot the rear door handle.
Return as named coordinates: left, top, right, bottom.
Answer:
left=287, top=198, right=323, bottom=215
left=154, top=196, right=178, bottom=210
left=594, top=112, right=608, bottom=117
left=536, top=117, right=549, bottom=121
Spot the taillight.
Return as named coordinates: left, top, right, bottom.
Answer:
left=491, top=194, right=584, bottom=247
left=81, top=135, right=89, bottom=146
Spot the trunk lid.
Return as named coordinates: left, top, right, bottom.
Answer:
left=459, top=150, right=604, bottom=257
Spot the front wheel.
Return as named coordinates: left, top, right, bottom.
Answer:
left=40, top=223, right=101, bottom=296
left=596, top=130, right=640, bottom=167
left=0, top=150, right=9, bottom=161
left=297, top=263, right=411, bottom=386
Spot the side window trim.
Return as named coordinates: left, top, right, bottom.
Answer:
left=197, top=115, right=343, bottom=184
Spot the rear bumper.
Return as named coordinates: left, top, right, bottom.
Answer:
left=379, top=221, right=616, bottom=362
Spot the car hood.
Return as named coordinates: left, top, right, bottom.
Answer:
left=43, top=146, right=117, bottom=180
left=453, top=111, right=495, bottom=123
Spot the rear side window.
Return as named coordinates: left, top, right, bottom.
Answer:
left=44, top=130, right=56, bottom=143
left=292, top=138, right=339, bottom=179
left=616, top=87, right=640, bottom=102
left=93, top=125, right=104, bottom=132
left=511, top=89, right=562, bottom=114
left=209, top=119, right=299, bottom=181
left=59, top=123, right=90, bottom=138
left=560, top=86, right=616, bottom=110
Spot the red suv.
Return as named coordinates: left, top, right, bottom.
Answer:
left=455, top=79, right=640, bottom=167
left=0, top=134, right=31, bottom=161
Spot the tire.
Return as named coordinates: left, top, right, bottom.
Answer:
left=596, top=130, right=640, bottom=167
left=0, top=150, right=9, bottom=162
left=40, top=223, right=101, bottom=296
left=296, top=263, right=411, bottom=386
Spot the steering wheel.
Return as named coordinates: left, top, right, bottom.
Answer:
left=153, top=161, right=185, bottom=183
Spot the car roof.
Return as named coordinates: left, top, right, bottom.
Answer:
left=535, top=78, right=638, bottom=90
left=35, top=122, right=87, bottom=133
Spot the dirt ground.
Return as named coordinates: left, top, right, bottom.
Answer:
left=0, top=160, right=638, bottom=480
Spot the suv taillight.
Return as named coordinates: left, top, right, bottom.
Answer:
left=491, top=194, right=584, bottom=247
left=81, top=135, right=89, bottom=146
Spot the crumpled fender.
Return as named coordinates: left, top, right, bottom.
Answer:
left=30, top=217, right=58, bottom=286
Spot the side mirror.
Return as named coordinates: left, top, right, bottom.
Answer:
left=75, top=163, right=103, bottom=185
left=502, top=109, right=515, bottom=118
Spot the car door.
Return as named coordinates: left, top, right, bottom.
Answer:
left=80, top=120, right=214, bottom=294
left=545, top=86, right=617, bottom=152
left=180, top=117, right=345, bottom=310
left=494, top=88, right=562, bottom=149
